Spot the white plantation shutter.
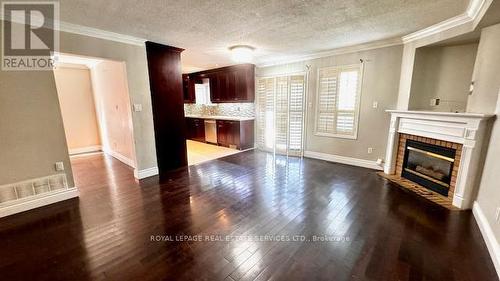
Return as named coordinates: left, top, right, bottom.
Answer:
left=288, top=75, right=305, bottom=156
left=315, top=65, right=362, bottom=138
left=256, top=74, right=306, bottom=156
left=257, top=78, right=275, bottom=150
left=275, top=77, right=289, bottom=153
left=317, top=68, right=338, bottom=135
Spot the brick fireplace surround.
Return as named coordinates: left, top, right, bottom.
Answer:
left=393, top=134, right=463, bottom=207
left=384, top=110, right=494, bottom=210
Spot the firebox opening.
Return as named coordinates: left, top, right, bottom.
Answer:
left=401, top=139, right=456, bottom=196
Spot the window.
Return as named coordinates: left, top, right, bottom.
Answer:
left=315, top=64, right=362, bottom=139
left=256, top=74, right=306, bottom=156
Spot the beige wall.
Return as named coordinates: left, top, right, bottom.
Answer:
left=476, top=95, right=500, bottom=239
left=0, top=23, right=155, bottom=188
left=91, top=60, right=136, bottom=166
left=474, top=23, right=500, bottom=242
left=396, top=9, right=489, bottom=110
left=409, top=43, right=478, bottom=112
left=54, top=66, right=101, bottom=151
left=0, top=62, right=75, bottom=187
left=59, top=31, right=155, bottom=171
left=257, top=45, right=404, bottom=162
left=468, top=23, right=500, bottom=114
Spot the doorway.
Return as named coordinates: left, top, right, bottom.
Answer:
left=53, top=53, right=137, bottom=182
left=255, top=73, right=307, bottom=156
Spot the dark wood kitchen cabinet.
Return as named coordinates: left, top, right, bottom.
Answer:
left=187, top=64, right=255, bottom=103
left=183, top=74, right=202, bottom=103
left=217, top=120, right=254, bottom=150
left=212, top=64, right=254, bottom=103
left=185, top=117, right=205, bottom=142
left=182, top=74, right=196, bottom=103
left=145, top=42, right=187, bottom=173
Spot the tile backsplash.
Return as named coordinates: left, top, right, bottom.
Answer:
left=184, top=103, right=255, bottom=117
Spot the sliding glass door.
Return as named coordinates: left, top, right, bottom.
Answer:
left=256, top=74, right=306, bottom=156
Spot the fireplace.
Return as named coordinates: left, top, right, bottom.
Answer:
left=384, top=110, right=493, bottom=209
left=401, top=140, right=456, bottom=196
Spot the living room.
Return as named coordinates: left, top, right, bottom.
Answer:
left=0, top=0, right=499, bottom=280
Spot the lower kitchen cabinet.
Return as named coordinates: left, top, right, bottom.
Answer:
left=185, top=118, right=205, bottom=142
left=216, top=120, right=254, bottom=150
left=185, top=117, right=254, bottom=150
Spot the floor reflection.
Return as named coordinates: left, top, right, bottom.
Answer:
left=0, top=151, right=495, bottom=280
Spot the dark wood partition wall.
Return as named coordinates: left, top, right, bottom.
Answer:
left=145, top=41, right=187, bottom=173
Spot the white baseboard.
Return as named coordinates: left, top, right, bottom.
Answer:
left=473, top=201, right=500, bottom=278
left=103, top=148, right=136, bottom=168
left=0, top=188, right=79, bottom=218
left=134, top=166, right=159, bottom=180
left=69, top=145, right=102, bottom=155
left=304, top=151, right=383, bottom=170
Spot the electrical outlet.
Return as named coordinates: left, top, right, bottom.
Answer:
left=55, top=162, right=64, bottom=171
left=367, top=147, right=373, bottom=154
left=372, top=101, right=378, bottom=109
left=496, top=207, right=500, bottom=223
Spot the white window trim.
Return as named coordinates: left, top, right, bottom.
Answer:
left=313, top=63, right=364, bottom=140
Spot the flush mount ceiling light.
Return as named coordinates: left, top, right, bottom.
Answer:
left=229, top=45, right=255, bottom=63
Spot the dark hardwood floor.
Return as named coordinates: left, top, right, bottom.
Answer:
left=0, top=151, right=496, bottom=281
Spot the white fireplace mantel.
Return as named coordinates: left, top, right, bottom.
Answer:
left=384, top=110, right=495, bottom=209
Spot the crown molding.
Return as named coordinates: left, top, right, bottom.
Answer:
left=58, top=20, right=146, bottom=46
left=401, top=14, right=471, bottom=43
left=257, top=37, right=403, bottom=68
left=402, top=0, right=492, bottom=44
left=0, top=13, right=146, bottom=46
left=467, top=0, right=491, bottom=19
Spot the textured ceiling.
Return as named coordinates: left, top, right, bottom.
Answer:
left=54, top=0, right=469, bottom=71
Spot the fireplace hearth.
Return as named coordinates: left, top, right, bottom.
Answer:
left=402, top=140, right=456, bottom=196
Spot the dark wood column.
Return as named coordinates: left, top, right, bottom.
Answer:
left=145, top=41, right=187, bottom=173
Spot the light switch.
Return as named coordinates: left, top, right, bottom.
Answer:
left=133, top=104, right=143, bottom=112
left=372, top=101, right=378, bottom=109
left=55, top=162, right=64, bottom=171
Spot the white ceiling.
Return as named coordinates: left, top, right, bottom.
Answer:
left=54, top=0, right=470, bottom=71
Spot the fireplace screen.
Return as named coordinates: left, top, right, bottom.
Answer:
left=401, top=140, right=456, bottom=196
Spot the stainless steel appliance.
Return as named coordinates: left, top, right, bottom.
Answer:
left=204, top=119, right=217, bottom=144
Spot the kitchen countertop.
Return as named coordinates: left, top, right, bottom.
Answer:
left=185, top=115, right=255, bottom=121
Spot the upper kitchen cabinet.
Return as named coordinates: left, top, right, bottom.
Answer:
left=184, top=64, right=255, bottom=104
left=232, top=65, right=255, bottom=102
left=212, top=64, right=255, bottom=103
left=182, top=74, right=198, bottom=103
